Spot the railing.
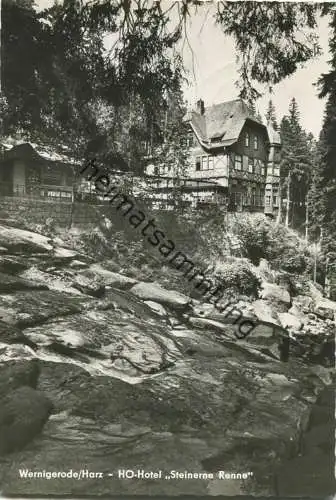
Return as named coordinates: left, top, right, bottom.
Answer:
left=0, top=182, right=74, bottom=201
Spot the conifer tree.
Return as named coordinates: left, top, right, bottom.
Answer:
left=279, top=98, right=313, bottom=229
left=265, top=100, right=278, bottom=129
left=315, top=5, right=336, bottom=297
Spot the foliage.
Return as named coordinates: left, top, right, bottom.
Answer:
left=265, top=100, right=278, bottom=129
left=216, top=2, right=320, bottom=102
left=229, top=214, right=312, bottom=275
left=211, top=260, right=261, bottom=298
left=314, top=5, right=336, bottom=296
left=279, top=98, right=314, bottom=229
left=2, top=0, right=325, bottom=151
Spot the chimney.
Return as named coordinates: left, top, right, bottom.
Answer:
left=196, top=99, right=205, bottom=115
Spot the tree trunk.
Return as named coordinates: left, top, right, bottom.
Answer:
left=285, top=172, right=291, bottom=227
left=305, top=192, right=309, bottom=242
left=276, top=179, right=282, bottom=225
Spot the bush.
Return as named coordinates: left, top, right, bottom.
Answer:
left=229, top=214, right=271, bottom=265
left=211, top=259, right=261, bottom=298
left=230, top=214, right=312, bottom=275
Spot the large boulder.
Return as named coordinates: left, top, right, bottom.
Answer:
left=143, top=300, right=168, bottom=318
left=0, top=359, right=40, bottom=398
left=130, top=282, right=191, bottom=311
left=0, top=272, right=49, bottom=293
left=252, top=299, right=280, bottom=325
left=71, top=274, right=105, bottom=298
left=259, top=282, right=291, bottom=312
left=313, top=298, right=336, bottom=321
left=0, top=386, right=53, bottom=454
left=84, top=264, right=138, bottom=290
left=292, top=295, right=314, bottom=314
left=0, top=225, right=53, bottom=254
left=278, top=312, right=303, bottom=331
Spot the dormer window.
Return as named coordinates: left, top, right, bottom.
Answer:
left=254, top=136, right=258, bottom=150
left=245, top=133, right=250, bottom=147
left=195, top=157, right=201, bottom=171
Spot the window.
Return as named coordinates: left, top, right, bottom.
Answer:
left=202, top=156, right=208, bottom=170
left=265, top=195, right=271, bottom=206
left=273, top=166, right=280, bottom=176
left=234, top=154, right=242, bottom=170
left=254, top=136, right=258, bottom=150
left=154, top=166, right=159, bottom=175
left=187, top=131, right=194, bottom=148
left=248, top=158, right=254, bottom=173
left=261, top=163, right=266, bottom=176
left=196, top=157, right=201, bottom=171
left=245, top=133, right=250, bottom=147
left=208, top=156, right=214, bottom=169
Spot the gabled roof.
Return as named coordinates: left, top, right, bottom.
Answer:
left=1, top=139, right=80, bottom=165
left=184, top=98, right=276, bottom=149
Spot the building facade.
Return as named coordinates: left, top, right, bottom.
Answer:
left=146, top=98, right=281, bottom=215
left=0, top=141, right=77, bottom=200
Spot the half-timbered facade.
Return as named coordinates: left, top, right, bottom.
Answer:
left=146, top=98, right=281, bottom=214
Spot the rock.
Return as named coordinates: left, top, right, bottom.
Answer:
left=0, top=255, right=30, bottom=274
left=68, top=260, right=89, bottom=270
left=188, top=317, right=236, bottom=339
left=307, top=282, right=324, bottom=302
left=72, top=275, right=105, bottom=298
left=0, top=359, right=40, bottom=399
left=292, top=295, right=314, bottom=314
left=257, top=259, right=274, bottom=282
left=259, top=282, right=291, bottom=312
left=0, top=290, right=94, bottom=327
left=288, top=304, right=304, bottom=319
left=313, top=299, right=336, bottom=321
left=0, top=272, right=49, bottom=293
left=0, top=320, right=37, bottom=350
left=130, top=282, right=191, bottom=311
left=0, top=386, right=53, bottom=454
left=0, top=225, right=53, bottom=254
left=143, top=301, right=168, bottom=318
left=278, top=313, right=304, bottom=331
left=252, top=299, right=280, bottom=325
left=85, top=264, right=138, bottom=290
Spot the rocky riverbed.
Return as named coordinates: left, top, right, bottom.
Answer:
left=0, top=223, right=334, bottom=497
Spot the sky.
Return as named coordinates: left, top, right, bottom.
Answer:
left=34, top=0, right=331, bottom=138
left=177, top=3, right=330, bottom=138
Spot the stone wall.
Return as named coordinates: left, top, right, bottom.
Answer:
left=0, top=196, right=112, bottom=227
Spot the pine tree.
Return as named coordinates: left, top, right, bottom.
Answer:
left=279, top=99, right=313, bottom=230
left=314, top=7, right=336, bottom=297
left=265, top=100, right=278, bottom=129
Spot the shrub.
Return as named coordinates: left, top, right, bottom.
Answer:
left=211, top=259, right=261, bottom=298
left=229, top=214, right=271, bottom=265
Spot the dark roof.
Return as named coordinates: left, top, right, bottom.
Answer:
left=184, top=99, right=275, bottom=149
left=1, top=140, right=79, bottom=165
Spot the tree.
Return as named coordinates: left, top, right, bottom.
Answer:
left=216, top=2, right=321, bottom=103
left=279, top=99, right=313, bottom=229
left=313, top=5, right=336, bottom=297
left=2, top=1, right=324, bottom=147
left=265, top=99, right=278, bottom=129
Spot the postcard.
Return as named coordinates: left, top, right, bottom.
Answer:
left=0, top=0, right=334, bottom=498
